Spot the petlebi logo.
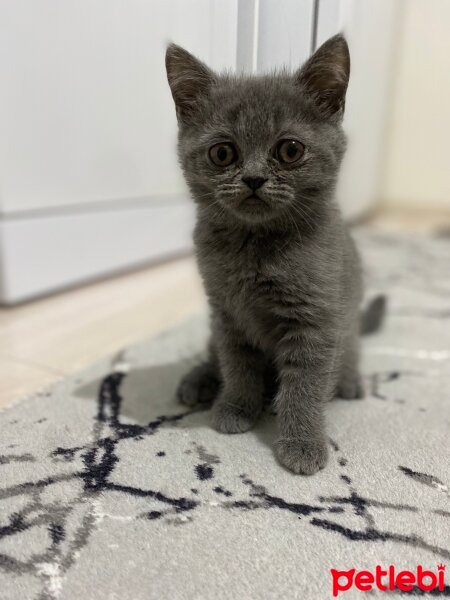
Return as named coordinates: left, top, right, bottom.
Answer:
left=331, top=564, right=446, bottom=596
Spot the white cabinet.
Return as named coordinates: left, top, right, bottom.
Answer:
left=0, top=0, right=238, bottom=302
left=0, top=0, right=237, bottom=214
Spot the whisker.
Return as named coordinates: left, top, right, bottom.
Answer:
left=289, top=204, right=315, bottom=233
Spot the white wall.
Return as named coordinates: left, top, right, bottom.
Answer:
left=0, top=0, right=237, bottom=215
left=316, top=0, right=401, bottom=219
left=381, top=0, right=450, bottom=210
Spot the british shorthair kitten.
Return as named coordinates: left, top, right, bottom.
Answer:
left=165, top=35, right=383, bottom=475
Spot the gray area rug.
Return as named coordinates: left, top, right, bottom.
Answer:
left=1, top=229, right=450, bottom=600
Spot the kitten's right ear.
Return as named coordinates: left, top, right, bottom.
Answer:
left=165, top=44, right=215, bottom=124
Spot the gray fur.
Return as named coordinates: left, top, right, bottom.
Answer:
left=166, top=35, right=366, bottom=475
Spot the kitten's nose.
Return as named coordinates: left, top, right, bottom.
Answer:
left=242, top=176, right=267, bottom=192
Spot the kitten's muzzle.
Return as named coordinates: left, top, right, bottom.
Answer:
left=239, top=192, right=270, bottom=210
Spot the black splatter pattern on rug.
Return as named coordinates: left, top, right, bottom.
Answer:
left=1, top=363, right=449, bottom=599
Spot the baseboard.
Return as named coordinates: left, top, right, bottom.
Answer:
left=0, top=196, right=196, bottom=305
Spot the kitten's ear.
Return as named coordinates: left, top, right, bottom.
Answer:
left=295, top=34, right=350, bottom=119
left=165, top=44, right=216, bottom=124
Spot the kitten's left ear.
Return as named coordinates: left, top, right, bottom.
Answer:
left=166, top=44, right=216, bottom=124
left=295, top=34, right=350, bottom=119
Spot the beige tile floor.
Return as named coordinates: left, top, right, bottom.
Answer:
left=1, top=209, right=449, bottom=410
left=0, top=256, right=206, bottom=408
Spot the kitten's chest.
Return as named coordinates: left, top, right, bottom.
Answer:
left=224, top=260, right=273, bottom=309
left=208, top=236, right=281, bottom=297
left=198, top=232, right=295, bottom=342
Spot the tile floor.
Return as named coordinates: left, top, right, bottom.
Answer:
left=0, top=257, right=206, bottom=408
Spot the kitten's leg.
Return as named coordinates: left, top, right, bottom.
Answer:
left=177, top=341, right=221, bottom=407
left=336, top=329, right=364, bottom=400
left=210, top=318, right=265, bottom=434
left=177, top=361, right=220, bottom=407
left=275, top=328, right=336, bottom=475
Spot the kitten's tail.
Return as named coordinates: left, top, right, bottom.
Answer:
left=360, top=295, right=387, bottom=335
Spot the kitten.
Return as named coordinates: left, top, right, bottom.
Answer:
left=166, top=35, right=382, bottom=475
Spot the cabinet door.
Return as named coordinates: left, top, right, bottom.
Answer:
left=0, top=0, right=238, bottom=214
left=0, top=1, right=239, bottom=303
left=236, top=0, right=315, bottom=72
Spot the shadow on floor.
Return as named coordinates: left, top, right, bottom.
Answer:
left=73, top=355, right=280, bottom=454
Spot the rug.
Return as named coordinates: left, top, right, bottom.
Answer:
left=1, top=229, right=449, bottom=600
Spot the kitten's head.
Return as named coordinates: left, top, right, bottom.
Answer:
left=166, top=35, right=350, bottom=229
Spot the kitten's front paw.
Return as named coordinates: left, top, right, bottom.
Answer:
left=275, top=438, right=328, bottom=475
left=177, top=362, right=220, bottom=407
left=210, top=398, right=259, bottom=434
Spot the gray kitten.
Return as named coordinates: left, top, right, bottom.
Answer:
left=165, top=35, right=384, bottom=475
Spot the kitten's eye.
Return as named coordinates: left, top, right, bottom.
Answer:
left=274, top=139, right=305, bottom=165
left=209, top=143, right=237, bottom=167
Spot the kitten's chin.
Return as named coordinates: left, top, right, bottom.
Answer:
left=219, top=196, right=280, bottom=226
left=226, top=204, right=278, bottom=226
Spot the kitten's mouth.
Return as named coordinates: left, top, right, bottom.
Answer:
left=241, top=193, right=267, bottom=208
left=224, top=192, right=274, bottom=224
